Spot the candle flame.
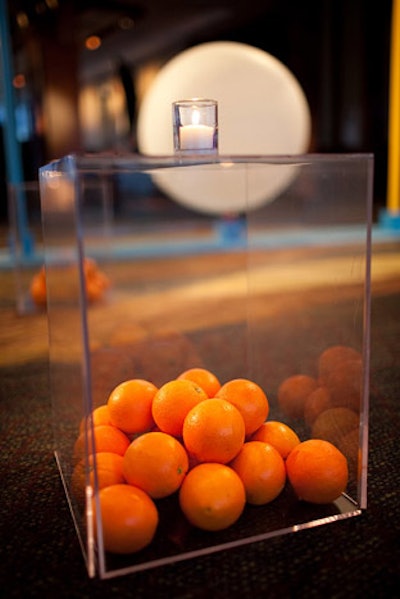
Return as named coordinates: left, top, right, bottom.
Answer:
left=191, top=108, right=200, bottom=126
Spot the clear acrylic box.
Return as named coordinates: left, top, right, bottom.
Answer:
left=39, top=153, right=373, bottom=579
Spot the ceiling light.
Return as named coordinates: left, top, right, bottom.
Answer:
left=85, top=36, right=102, bottom=51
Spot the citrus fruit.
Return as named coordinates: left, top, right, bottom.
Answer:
left=303, top=386, right=332, bottom=427
left=250, top=420, right=300, bottom=459
left=30, top=267, right=47, bottom=306
left=277, top=374, right=318, bottom=420
left=215, top=378, right=269, bottom=436
left=151, top=379, right=208, bottom=437
left=73, top=424, right=130, bottom=462
left=79, top=404, right=112, bottom=434
left=182, top=398, right=245, bottom=464
left=177, top=367, right=221, bottom=397
left=318, top=345, right=362, bottom=384
left=311, top=407, right=359, bottom=447
left=286, top=439, right=349, bottom=504
left=179, top=463, right=246, bottom=531
left=123, top=431, right=189, bottom=498
left=107, top=378, right=158, bottom=435
left=71, top=451, right=125, bottom=503
left=93, top=483, right=158, bottom=554
left=230, top=441, right=286, bottom=505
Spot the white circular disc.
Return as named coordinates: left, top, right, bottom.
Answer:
left=137, top=41, right=311, bottom=214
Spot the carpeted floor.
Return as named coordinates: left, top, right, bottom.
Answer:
left=1, top=251, right=400, bottom=598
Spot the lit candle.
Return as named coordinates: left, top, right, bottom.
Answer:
left=173, top=99, right=218, bottom=153
left=179, top=109, right=215, bottom=150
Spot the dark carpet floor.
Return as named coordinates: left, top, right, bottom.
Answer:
left=1, top=291, right=400, bottom=598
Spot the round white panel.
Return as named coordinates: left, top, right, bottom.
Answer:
left=137, top=41, right=311, bottom=214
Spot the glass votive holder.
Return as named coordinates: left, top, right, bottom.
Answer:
left=173, top=98, right=218, bottom=154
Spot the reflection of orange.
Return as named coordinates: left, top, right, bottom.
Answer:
left=286, top=439, right=348, bottom=504
left=303, top=386, right=331, bottom=427
left=177, top=367, right=221, bottom=397
left=107, top=379, right=158, bottom=435
left=151, top=379, right=208, bottom=437
left=215, top=378, right=269, bottom=436
left=183, top=398, right=245, bottom=464
left=73, top=424, right=130, bottom=462
left=277, top=374, right=318, bottom=420
left=250, top=420, right=300, bottom=459
left=123, top=431, right=189, bottom=499
left=179, top=463, right=246, bottom=531
left=318, top=345, right=361, bottom=385
left=93, top=484, right=158, bottom=554
left=311, top=407, right=359, bottom=447
left=230, top=441, right=286, bottom=505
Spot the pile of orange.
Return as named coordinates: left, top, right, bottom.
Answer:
left=30, top=257, right=110, bottom=306
left=71, top=365, right=350, bottom=555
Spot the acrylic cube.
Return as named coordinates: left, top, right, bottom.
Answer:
left=39, top=153, right=373, bottom=579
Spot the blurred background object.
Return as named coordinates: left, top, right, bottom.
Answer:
left=0, top=0, right=392, bottom=223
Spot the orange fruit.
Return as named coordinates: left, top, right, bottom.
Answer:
left=71, top=451, right=125, bottom=503
left=179, top=463, right=246, bottom=531
left=177, top=367, right=221, bottom=397
left=84, top=258, right=110, bottom=302
left=107, top=378, right=158, bottom=435
left=93, top=483, right=158, bottom=554
left=303, top=386, right=332, bottom=427
left=230, top=441, right=286, bottom=505
left=30, top=268, right=47, bottom=306
left=318, top=345, right=362, bottom=384
left=286, top=439, right=349, bottom=504
left=250, top=420, right=300, bottom=459
left=182, top=398, right=245, bottom=464
left=277, top=374, right=318, bottom=420
left=123, top=431, right=189, bottom=499
left=79, top=404, right=112, bottom=434
left=215, top=378, right=269, bottom=436
left=151, top=379, right=208, bottom=437
left=311, top=407, right=359, bottom=447
left=73, top=424, right=130, bottom=462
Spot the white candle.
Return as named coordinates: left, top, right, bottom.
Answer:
left=179, top=123, right=215, bottom=150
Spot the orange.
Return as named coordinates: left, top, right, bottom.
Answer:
left=177, top=367, right=221, bottom=397
left=215, top=378, right=269, bottom=436
left=107, top=378, right=158, bottom=435
left=230, top=441, right=286, bottom=505
left=182, top=398, right=245, bottom=464
left=286, top=439, right=349, bottom=504
left=311, top=407, right=359, bottom=447
left=179, top=463, right=246, bottom=531
left=79, top=404, right=112, bottom=434
left=303, top=386, right=332, bottom=427
left=151, top=379, right=208, bottom=437
left=73, top=424, right=130, bottom=462
left=318, top=345, right=362, bottom=385
left=277, top=374, right=318, bottom=420
left=123, top=431, right=189, bottom=499
left=30, top=268, right=47, bottom=306
left=84, top=258, right=111, bottom=302
left=93, top=483, right=158, bottom=554
left=71, top=451, right=125, bottom=504
left=250, top=420, right=300, bottom=459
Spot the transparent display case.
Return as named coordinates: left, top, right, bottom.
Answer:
left=39, top=153, right=373, bottom=579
